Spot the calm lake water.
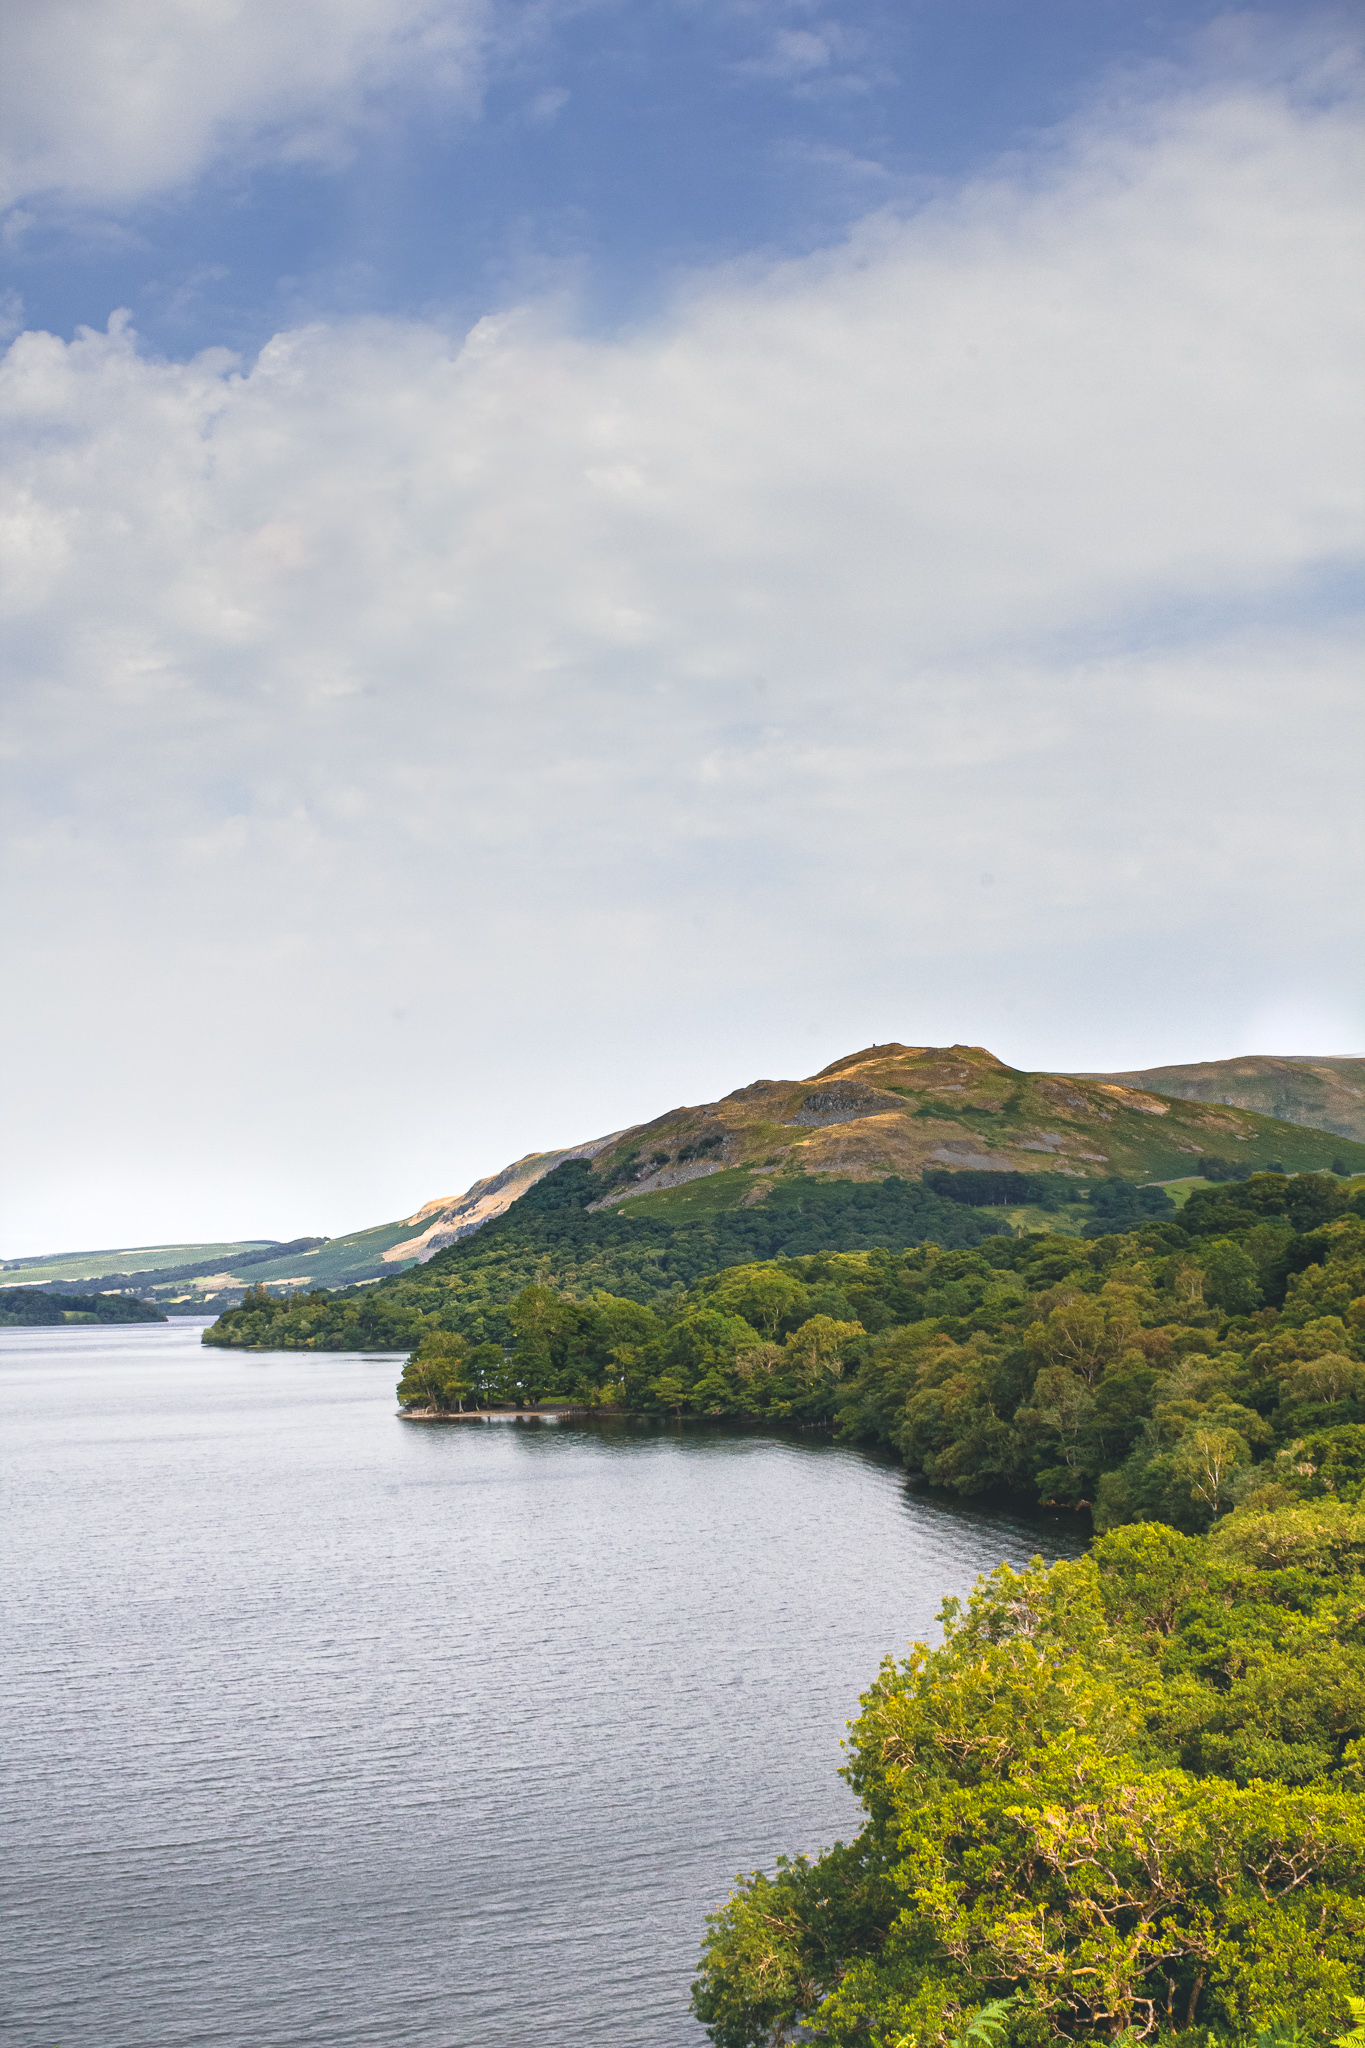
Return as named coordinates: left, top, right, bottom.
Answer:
left=1, top=1319, right=1086, bottom=2048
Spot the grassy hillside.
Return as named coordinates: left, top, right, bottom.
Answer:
left=1094, top=1053, right=1365, bottom=1145
left=1, top=1239, right=276, bottom=1286
left=205, top=1220, right=416, bottom=1294
left=1, top=1220, right=421, bottom=1311
left=582, top=1042, right=1365, bottom=1209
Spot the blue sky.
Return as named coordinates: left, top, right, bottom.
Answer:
left=1, top=2, right=1361, bottom=1252
left=8, top=1, right=1332, bottom=353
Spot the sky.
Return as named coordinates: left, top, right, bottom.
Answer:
left=1, top=1, right=1362, bottom=1256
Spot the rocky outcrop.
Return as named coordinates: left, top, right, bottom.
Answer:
left=787, top=1081, right=911, bottom=1127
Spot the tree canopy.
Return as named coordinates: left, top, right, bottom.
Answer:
left=692, top=1502, right=1365, bottom=2045
left=0, top=1287, right=167, bottom=1325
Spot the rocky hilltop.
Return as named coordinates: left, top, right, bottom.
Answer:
left=585, top=1041, right=1361, bottom=1202
left=383, top=1041, right=1365, bottom=1265
left=1090, top=1054, right=1365, bottom=1146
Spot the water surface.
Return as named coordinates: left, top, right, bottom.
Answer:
left=1, top=1321, right=1085, bottom=2047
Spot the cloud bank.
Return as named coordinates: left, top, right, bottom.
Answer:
left=0, top=0, right=487, bottom=209
left=1, top=56, right=1361, bottom=1250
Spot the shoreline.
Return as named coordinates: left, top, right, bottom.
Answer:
left=399, top=1403, right=599, bottom=1423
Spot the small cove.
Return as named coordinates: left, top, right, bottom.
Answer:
left=1, top=1320, right=1086, bottom=2047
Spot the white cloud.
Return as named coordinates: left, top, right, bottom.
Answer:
left=0, top=58, right=1361, bottom=1250
left=0, top=0, right=487, bottom=210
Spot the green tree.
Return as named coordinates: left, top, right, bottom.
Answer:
left=1285, top=1174, right=1348, bottom=1233
left=465, top=1341, right=509, bottom=1408
left=397, top=1330, right=471, bottom=1411
left=693, top=1506, right=1365, bottom=2045
left=706, top=1264, right=811, bottom=1338
left=1172, top=1423, right=1251, bottom=1514
left=781, top=1315, right=865, bottom=1386
left=1202, top=1237, right=1261, bottom=1315
left=651, top=1371, right=689, bottom=1419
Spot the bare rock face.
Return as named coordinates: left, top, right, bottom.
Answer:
left=585, top=1158, right=723, bottom=1211
left=928, top=1143, right=1024, bottom=1171
left=787, top=1081, right=910, bottom=1128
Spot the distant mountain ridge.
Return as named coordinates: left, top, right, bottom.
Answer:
left=13, top=1043, right=1362, bottom=1306
left=1088, top=1055, right=1365, bottom=1145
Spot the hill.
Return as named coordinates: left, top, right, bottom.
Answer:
left=19, top=1044, right=1363, bottom=1313
left=0, top=1143, right=628, bottom=1310
left=0, top=1231, right=411, bottom=1314
left=201, top=1039, right=1365, bottom=1356
left=375, top=1131, right=628, bottom=1263
left=1, top=1238, right=278, bottom=1286
left=575, top=1042, right=1364, bottom=1212
left=1091, top=1054, right=1365, bottom=1146
left=356, top=1042, right=1364, bottom=1286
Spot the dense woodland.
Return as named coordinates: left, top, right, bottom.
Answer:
left=211, top=1168, right=1365, bottom=1541
left=0, top=1287, right=167, bottom=1325
left=692, top=1503, right=1365, bottom=2042
left=204, top=1163, right=1008, bottom=1354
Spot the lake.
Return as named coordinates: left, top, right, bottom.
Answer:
left=1, top=1319, right=1086, bottom=2047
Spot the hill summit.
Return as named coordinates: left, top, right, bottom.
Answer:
left=381, top=1040, right=1364, bottom=1265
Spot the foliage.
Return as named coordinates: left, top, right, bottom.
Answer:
left=1082, top=1178, right=1177, bottom=1236
left=203, top=1162, right=1007, bottom=1356
left=835, top=1196, right=1365, bottom=1531
left=0, top=1286, right=167, bottom=1325
left=209, top=1171, right=1365, bottom=1526
left=692, top=1505, right=1365, bottom=2046
left=923, top=1172, right=1075, bottom=1211
left=396, top=1329, right=472, bottom=1411
left=1334, top=1997, right=1365, bottom=2048
left=920, top=1172, right=1176, bottom=1234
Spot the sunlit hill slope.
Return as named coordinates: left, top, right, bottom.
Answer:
left=574, top=1042, right=1362, bottom=1216
left=1093, top=1054, right=1365, bottom=1146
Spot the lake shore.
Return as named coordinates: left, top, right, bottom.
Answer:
left=398, top=1403, right=598, bottom=1422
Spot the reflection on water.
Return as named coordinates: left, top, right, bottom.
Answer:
left=1, top=1321, right=1085, bottom=2047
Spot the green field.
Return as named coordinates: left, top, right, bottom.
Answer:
left=168, top=1219, right=416, bottom=1295
left=0, top=1219, right=420, bottom=1308
left=0, top=1240, right=276, bottom=1286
